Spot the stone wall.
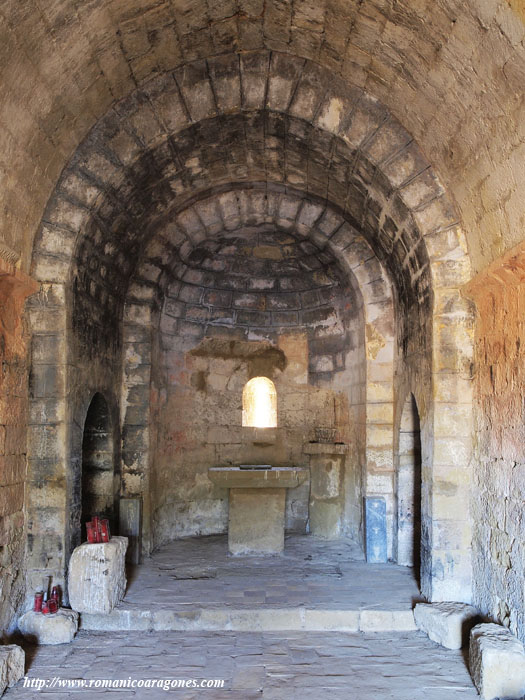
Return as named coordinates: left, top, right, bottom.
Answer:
left=466, top=246, right=525, bottom=644
left=0, top=261, right=38, bottom=634
left=26, top=274, right=122, bottom=606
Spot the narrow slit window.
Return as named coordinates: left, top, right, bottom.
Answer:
left=242, top=377, right=277, bottom=428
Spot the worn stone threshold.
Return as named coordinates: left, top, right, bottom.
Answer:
left=80, top=607, right=416, bottom=633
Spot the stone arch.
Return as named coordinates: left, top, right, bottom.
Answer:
left=122, top=186, right=395, bottom=553
left=81, top=393, right=116, bottom=537
left=29, top=50, right=473, bottom=601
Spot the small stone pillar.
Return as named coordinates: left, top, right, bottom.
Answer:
left=18, top=609, right=78, bottom=645
left=0, top=645, right=24, bottom=695
left=68, top=536, right=128, bottom=614
left=303, top=442, right=348, bottom=539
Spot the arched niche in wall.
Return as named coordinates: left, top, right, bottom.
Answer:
left=396, top=393, right=422, bottom=579
left=81, top=393, right=117, bottom=538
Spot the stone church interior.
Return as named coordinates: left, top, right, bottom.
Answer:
left=0, top=0, right=524, bottom=697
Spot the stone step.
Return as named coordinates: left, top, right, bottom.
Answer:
left=80, top=607, right=416, bottom=633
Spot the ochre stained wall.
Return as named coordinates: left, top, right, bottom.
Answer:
left=0, top=262, right=38, bottom=633
left=466, top=250, right=525, bottom=643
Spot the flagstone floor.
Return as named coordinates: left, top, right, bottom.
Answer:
left=5, top=535, right=480, bottom=698
left=121, top=534, right=422, bottom=612
left=5, top=629, right=479, bottom=699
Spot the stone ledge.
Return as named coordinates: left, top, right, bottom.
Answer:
left=18, top=609, right=78, bottom=645
left=469, top=623, right=525, bottom=700
left=80, top=607, right=415, bottom=633
left=414, top=602, right=481, bottom=649
left=208, top=466, right=308, bottom=489
left=0, top=645, right=24, bottom=695
left=359, top=610, right=416, bottom=632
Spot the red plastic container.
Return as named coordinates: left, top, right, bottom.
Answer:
left=51, top=585, right=60, bottom=605
left=86, top=521, right=97, bottom=543
left=100, top=519, right=111, bottom=542
left=92, top=516, right=102, bottom=543
left=33, top=591, right=44, bottom=613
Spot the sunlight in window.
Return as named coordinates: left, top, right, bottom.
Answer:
left=242, top=377, right=277, bottom=428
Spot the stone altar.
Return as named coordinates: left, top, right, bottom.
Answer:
left=208, top=466, right=308, bottom=554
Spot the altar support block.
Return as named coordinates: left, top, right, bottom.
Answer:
left=229, top=488, right=285, bottom=554
left=208, top=467, right=308, bottom=555
left=68, top=536, right=128, bottom=614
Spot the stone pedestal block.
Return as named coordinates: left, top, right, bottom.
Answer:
left=18, top=609, right=78, bottom=645
left=229, top=488, right=285, bottom=555
left=469, top=623, right=525, bottom=700
left=309, top=500, right=341, bottom=539
left=303, top=443, right=347, bottom=540
left=0, top=644, right=24, bottom=695
left=68, top=536, right=128, bottom=614
left=414, top=602, right=480, bottom=649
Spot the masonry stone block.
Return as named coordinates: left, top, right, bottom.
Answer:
left=0, top=644, right=24, bottom=694
left=240, top=52, right=268, bottom=110
left=228, top=487, right=286, bottom=555
left=414, top=602, right=481, bottom=649
left=18, top=609, right=78, bottom=645
left=68, top=537, right=128, bottom=615
left=469, top=623, right=525, bottom=700
left=209, top=55, right=241, bottom=113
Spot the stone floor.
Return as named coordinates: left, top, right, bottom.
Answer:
left=124, top=534, right=421, bottom=609
left=4, top=536, right=480, bottom=698
left=5, top=630, right=479, bottom=699
left=81, top=534, right=422, bottom=632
